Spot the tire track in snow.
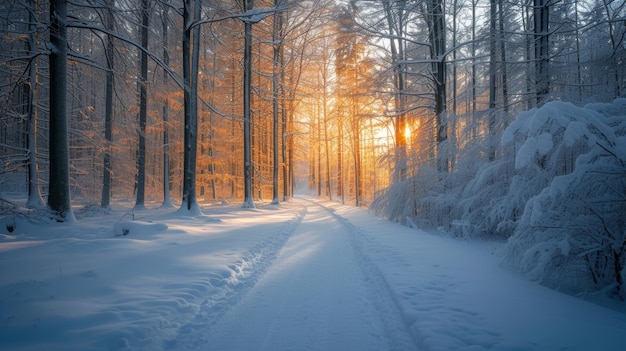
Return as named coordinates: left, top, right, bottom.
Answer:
left=193, top=198, right=418, bottom=350
left=310, top=202, right=507, bottom=350
left=306, top=198, right=419, bottom=350
left=166, top=205, right=307, bottom=350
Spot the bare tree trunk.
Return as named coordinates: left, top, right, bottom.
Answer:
left=450, top=0, right=458, bottom=170
left=281, top=78, right=288, bottom=202
left=26, top=0, right=45, bottom=209
left=337, top=115, right=343, bottom=203
left=48, top=0, right=74, bottom=221
left=318, top=35, right=333, bottom=200
left=135, top=0, right=149, bottom=208
left=352, top=103, right=361, bottom=207
left=523, top=3, right=533, bottom=109
left=383, top=0, right=407, bottom=183
left=271, top=1, right=283, bottom=204
left=574, top=0, right=583, bottom=101
left=534, top=0, right=550, bottom=105
left=208, top=41, right=217, bottom=201
left=323, top=77, right=332, bottom=200
left=427, top=0, right=447, bottom=172
left=309, top=119, right=316, bottom=192
left=471, top=0, right=477, bottom=138
left=161, top=2, right=172, bottom=207
left=352, top=56, right=361, bottom=206
left=498, top=0, right=509, bottom=114
left=451, top=0, right=458, bottom=116
left=242, top=0, right=254, bottom=208
left=101, top=0, right=115, bottom=208
left=602, top=0, right=623, bottom=97
left=488, top=0, right=497, bottom=161
left=317, top=103, right=322, bottom=197
left=181, top=0, right=200, bottom=211
left=231, top=58, right=237, bottom=199
left=251, top=39, right=258, bottom=201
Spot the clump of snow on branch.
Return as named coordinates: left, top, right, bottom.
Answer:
left=240, top=8, right=273, bottom=24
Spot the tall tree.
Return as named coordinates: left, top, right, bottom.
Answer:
left=101, top=0, right=115, bottom=208
left=382, top=0, right=408, bottom=183
left=48, top=0, right=74, bottom=221
left=181, top=0, right=201, bottom=211
left=471, top=0, right=478, bottom=130
left=601, top=0, right=625, bottom=97
left=25, top=0, right=45, bottom=209
left=160, top=1, right=172, bottom=208
left=335, top=9, right=353, bottom=204
left=242, top=0, right=255, bottom=208
left=335, top=6, right=367, bottom=206
left=204, top=32, right=218, bottom=202
left=135, top=0, right=149, bottom=208
left=534, top=0, right=550, bottom=105
left=426, top=0, right=447, bottom=172
left=488, top=0, right=497, bottom=161
left=271, top=0, right=284, bottom=204
left=320, top=35, right=333, bottom=201
left=498, top=0, right=509, bottom=113
left=281, top=38, right=288, bottom=202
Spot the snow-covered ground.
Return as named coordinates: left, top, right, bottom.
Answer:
left=1, top=197, right=625, bottom=351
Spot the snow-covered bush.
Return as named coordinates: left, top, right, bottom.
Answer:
left=504, top=99, right=626, bottom=298
left=371, top=99, right=626, bottom=297
left=370, top=166, right=440, bottom=226
left=450, top=157, right=515, bottom=238
left=413, top=99, right=626, bottom=298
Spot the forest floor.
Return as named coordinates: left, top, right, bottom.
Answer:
left=1, top=197, right=625, bottom=350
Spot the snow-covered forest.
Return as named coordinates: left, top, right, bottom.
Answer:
left=1, top=0, right=626, bottom=346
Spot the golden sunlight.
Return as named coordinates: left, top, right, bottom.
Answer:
left=373, top=124, right=394, bottom=147
left=404, top=124, right=412, bottom=144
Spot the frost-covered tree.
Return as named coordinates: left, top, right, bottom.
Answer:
left=504, top=99, right=626, bottom=299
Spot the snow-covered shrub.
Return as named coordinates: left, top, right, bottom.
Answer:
left=417, top=189, right=459, bottom=230
left=504, top=99, right=626, bottom=298
left=370, top=166, right=440, bottom=226
left=413, top=119, right=516, bottom=238
left=451, top=157, right=514, bottom=238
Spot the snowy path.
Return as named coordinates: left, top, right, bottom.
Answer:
left=2, top=198, right=626, bottom=350
left=175, top=201, right=416, bottom=351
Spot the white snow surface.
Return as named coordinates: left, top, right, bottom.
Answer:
left=1, top=198, right=625, bottom=351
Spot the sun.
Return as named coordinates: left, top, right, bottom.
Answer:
left=404, top=124, right=411, bottom=144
